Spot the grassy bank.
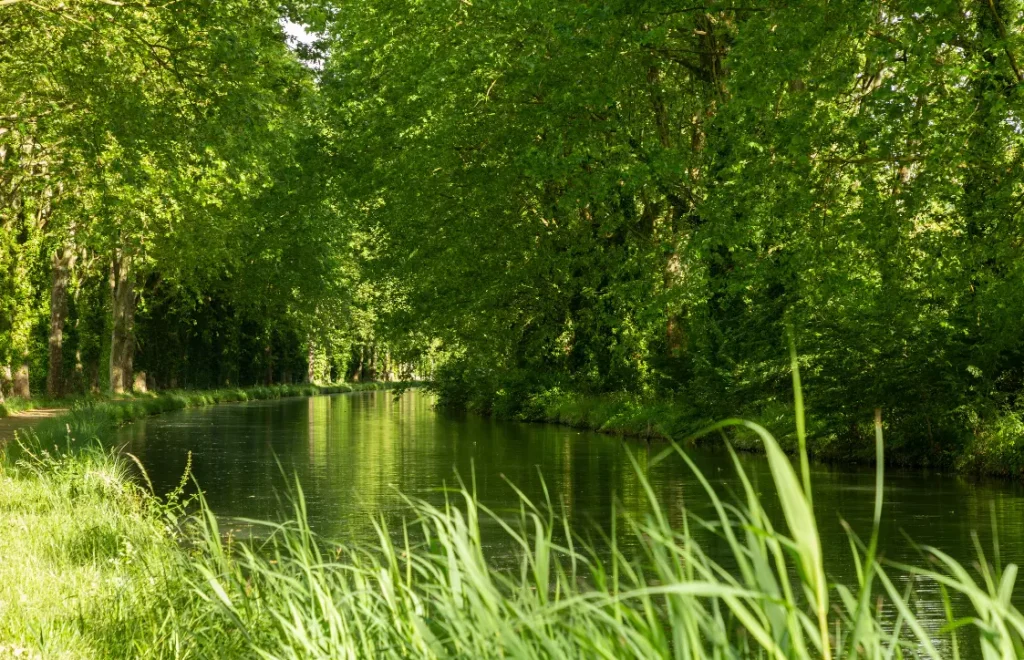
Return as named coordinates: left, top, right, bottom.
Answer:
left=2, top=378, right=1022, bottom=657
left=0, top=380, right=406, bottom=657
left=7, top=382, right=402, bottom=451
left=0, top=395, right=69, bottom=418
left=448, top=386, right=1024, bottom=478
left=0, top=381, right=404, bottom=420
left=0, top=443, right=192, bottom=657
left=460, top=387, right=818, bottom=456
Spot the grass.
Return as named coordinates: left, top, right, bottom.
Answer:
left=0, top=441, right=189, bottom=658
left=0, top=394, right=72, bottom=418
left=520, top=389, right=697, bottom=440
left=0, top=381, right=402, bottom=420
left=0, top=381, right=409, bottom=658
left=1, top=371, right=1022, bottom=657
left=10, top=382, right=401, bottom=456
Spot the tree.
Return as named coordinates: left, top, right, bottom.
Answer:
left=1, top=0, right=331, bottom=395
left=314, top=0, right=1024, bottom=460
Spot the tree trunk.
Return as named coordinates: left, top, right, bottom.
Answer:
left=357, top=344, right=369, bottom=381
left=366, top=345, right=377, bottom=381
left=47, top=245, right=76, bottom=398
left=109, top=250, right=136, bottom=394
left=13, top=364, right=30, bottom=398
left=351, top=345, right=363, bottom=382
left=307, top=337, right=317, bottom=384
left=664, top=249, right=685, bottom=357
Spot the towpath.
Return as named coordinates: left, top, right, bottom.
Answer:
left=0, top=408, right=68, bottom=443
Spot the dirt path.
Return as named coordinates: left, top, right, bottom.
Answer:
left=0, top=408, right=68, bottom=442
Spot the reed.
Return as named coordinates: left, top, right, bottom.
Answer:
left=2, top=381, right=1021, bottom=657
left=188, top=419, right=1023, bottom=658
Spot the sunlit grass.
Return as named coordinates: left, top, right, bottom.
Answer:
left=12, top=382, right=400, bottom=458
left=1, top=372, right=1022, bottom=657
left=0, top=442, right=188, bottom=658
left=189, top=416, right=1023, bottom=658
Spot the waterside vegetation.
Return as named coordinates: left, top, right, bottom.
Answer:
left=2, top=382, right=1022, bottom=658
left=459, top=386, right=1024, bottom=477
left=1, top=381, right=403, bottom=446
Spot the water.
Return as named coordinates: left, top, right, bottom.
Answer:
left=117, top=389, right=1024, bottom=649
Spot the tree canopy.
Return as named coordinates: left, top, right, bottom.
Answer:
left=315, top=0, right=1024, bottom=467
left=3, top=0, right=1024, bottom=469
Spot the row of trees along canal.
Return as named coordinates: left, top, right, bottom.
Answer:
left=0, top=0, right=406, bottom=399
left=4, top=1, right=1024, bottom=471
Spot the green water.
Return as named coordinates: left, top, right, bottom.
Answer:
left=118, top=389, right=1024, bottom=647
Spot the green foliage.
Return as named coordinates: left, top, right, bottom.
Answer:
left=5, top=0, right=1024, bottom=469
left=1, top=0, right=362, bottom=395
left=312, top=0, right=1024, bottom=471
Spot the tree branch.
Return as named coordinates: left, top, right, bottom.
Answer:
left=986, top=0, right=1024, bottom=84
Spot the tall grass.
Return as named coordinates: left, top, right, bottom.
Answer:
left=0, top=437, right=195, bottom=657
left=2, top=376, right=1022, bottom=657
left=189, top=424, right=1023, bottom=657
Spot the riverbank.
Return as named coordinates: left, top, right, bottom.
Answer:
left=1, top=381, right=406, bottom=419
left=0, top=442, right=192, bottom=656
left=0, top=395, right=69, bottom=418
left=446, top=386, right=1024, bottom=479
left=0, top=380, right=407, bottom=656
left=445, top=386, right=840, bottom=453
left=1, top=381, right=404, bottom=446
left=0, top=407, right=68, bottom=442
left=2, top=396, right=1020, bottom=657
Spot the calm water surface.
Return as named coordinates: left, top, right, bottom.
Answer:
left=117, top=390, right=1024, bottom=649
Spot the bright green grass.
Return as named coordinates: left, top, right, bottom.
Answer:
left=0, top=444, right=189, bottom=658
left=0, top=394, right=71, bottom=418
left=1, top=374, right=1022, bottom=658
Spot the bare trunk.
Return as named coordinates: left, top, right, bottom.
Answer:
left=664, top=250, right=685, bottom=357
left=47, top=245, right=76, bottom=398
left=264, top=343, right=274, bottom=385
left=351, top=345, right=363, bottom=382
left=366, top=345, right=377, bottom=381
left=109, top=250, right=136, bottom=394
left=13, top=364, right=30, bottom=398
left=307, top=337, right=316, bottom=384
left=359, top=345, right=370, bottom=381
